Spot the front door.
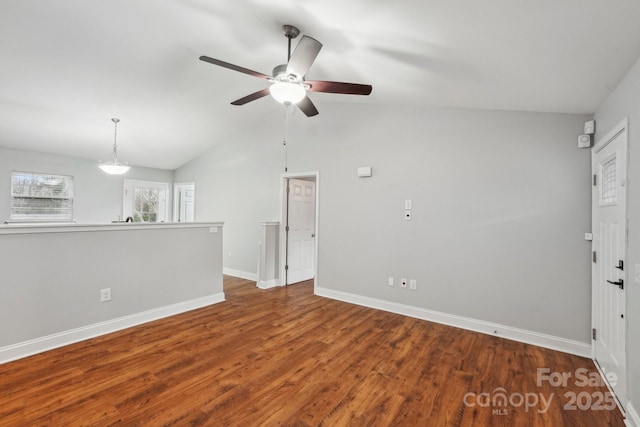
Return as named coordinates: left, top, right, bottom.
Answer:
left=286, top=178, right=316, bottom=284
left=592, top=120, right=627, bottom=406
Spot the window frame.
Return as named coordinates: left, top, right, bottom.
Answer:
left=122, top=179, right=169, bottom=223
left=10, top=170, right=75, bottom=222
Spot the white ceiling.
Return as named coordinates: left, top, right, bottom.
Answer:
left=2, top=0, right=640, bottom=170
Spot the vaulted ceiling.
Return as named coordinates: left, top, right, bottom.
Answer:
left=2, top=0, right=640, bottom=170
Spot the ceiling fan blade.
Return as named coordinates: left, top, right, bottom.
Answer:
left=199, top=56, right=271, bottom=80
left=297, top=96, right=319, bottom=117
left=231, top=88, right=271, bottom=106
left=286, top=36, right=323, bottom=78
left=306, top=80, right=373, bottom=95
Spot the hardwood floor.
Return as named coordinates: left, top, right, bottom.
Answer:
left=0, top=276, right=625, bottom=426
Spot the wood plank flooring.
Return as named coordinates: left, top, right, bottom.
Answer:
left=0, top=276, right=625, bottom=426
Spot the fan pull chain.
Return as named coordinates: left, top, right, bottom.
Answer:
left=283, top=105, right=290, bottom=172
left=112, top=118, right=120, bottom=161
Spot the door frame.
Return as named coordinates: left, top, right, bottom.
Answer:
left=279, top=171, right=319, bottom=290
left=123, top=179, right=170, bottom=223
left=173, top=182, right=195, bottom=222
left=590, top=117, right=628, bottom=410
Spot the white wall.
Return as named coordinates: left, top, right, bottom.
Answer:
left=0, top=147, right=174, bottom=223
left=175, top=128, right=283, bottom=276
left=594, top=55, right=640, bottom=420
left=175, top=104, right=592, bottom=345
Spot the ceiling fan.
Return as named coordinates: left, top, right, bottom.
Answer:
left=199, top=25, right=372, bottom=117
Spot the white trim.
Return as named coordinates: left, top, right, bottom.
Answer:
left=223, top=267, right=257, bottom=281
left=316, top=287, right=591, bottom=358
left=593, top=118, right=628, bottom=152
left=279, top=171, right=320, bottom=290
left=0, top=292, right=225, bottom=365
left=626, top=403, right=640, bottom=427
left=257, top=279, right=278, bottom=289
left=0, top=222, right=224, bottom=235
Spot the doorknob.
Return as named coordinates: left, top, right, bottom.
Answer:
left=615, top=260, right=624, bottom=271
left=606, top=279, right=624, bottom=290
left=311, top=233, right=315, bottom=238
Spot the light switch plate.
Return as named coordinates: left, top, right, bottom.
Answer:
left=357, top=166, right=372, bottom=177
left=405, top=200, right=412, bottom=210
left=584, top=233, right=593, bottom=241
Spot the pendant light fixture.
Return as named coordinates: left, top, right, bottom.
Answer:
left=98, top=118, right=130, bottom=175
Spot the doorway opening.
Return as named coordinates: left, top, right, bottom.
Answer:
left=591, top=118, right=628, bottom=411
left=174, top=182, right=195, bottom=222
left=279, top=172, right=319, bottom=289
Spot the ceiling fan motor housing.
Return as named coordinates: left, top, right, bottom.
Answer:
left=272, top=64, right=299, bottom=82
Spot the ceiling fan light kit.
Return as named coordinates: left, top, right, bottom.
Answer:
left=199, top=24, right=372, bottom=117
left=98, top=118, right=130, bottom=175
left=269, top=81, right=306, bottom=105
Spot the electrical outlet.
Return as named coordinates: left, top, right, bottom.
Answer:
left=409, top=279, right=417, bottom=290
left=388, top=277, right=394, bottom=287
left=100, top=288, right=111, bottom=302
left=400, top=278, right=408, bottom=288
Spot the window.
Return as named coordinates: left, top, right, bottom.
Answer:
left=600, top=155, right=617, bottom=206
left=11, top=171, right=74, bottom=221
left=133, top=188, right=159, bottom=222
left=123, top=180, right=168, bottom=222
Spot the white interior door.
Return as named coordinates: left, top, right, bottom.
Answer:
left=592, top=121, right=627, bottom=406
left=286, top=178, right=316, bottom=284
left=174, top=183, right=195, bottom=223
left=123, top=180, right=168, bottom=223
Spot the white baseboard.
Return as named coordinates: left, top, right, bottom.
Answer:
left=315, top=287, right=591, bottom=358
left=223, top=267, right=257, bottom=281
left=257, top=279, right=279, bottom=289
left=627, top=403, right=640, bottom=427
left=0, top=292, right=225, bottom=365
